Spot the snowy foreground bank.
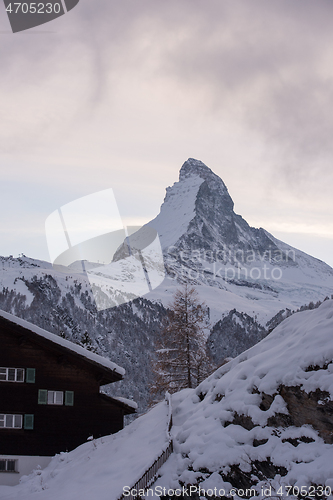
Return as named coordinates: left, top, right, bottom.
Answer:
left=153, top=299, right=333, bottom=496
left=1, top=300, right=333, bottom=499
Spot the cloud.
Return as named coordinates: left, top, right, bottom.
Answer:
left=1, top=0, right=333, bottom=263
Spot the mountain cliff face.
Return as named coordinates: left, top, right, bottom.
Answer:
left=153, top=158, right=281, bottom=256
left=208, top=309, right=267, bottom=362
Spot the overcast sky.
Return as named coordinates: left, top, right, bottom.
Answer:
left=1, top=0, right=333, bottom=267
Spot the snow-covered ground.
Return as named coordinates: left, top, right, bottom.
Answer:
left=154, top=299, right=333, bottom=493
left=2, top=300, right=333, bottom=499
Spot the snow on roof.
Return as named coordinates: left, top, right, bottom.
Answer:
left=111, top=396, right=138, bottom=410
left=0, top=309, right=125, bottom=377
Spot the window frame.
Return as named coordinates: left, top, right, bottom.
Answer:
left=0, top=459, right=18, bottom=473
left=0, top=414, right=23, bottom=429
left=39, top=389, right=64, bottom=405
left=47, top=390, right=64, bottom=405
left=0, top=367, right=25, bottom=382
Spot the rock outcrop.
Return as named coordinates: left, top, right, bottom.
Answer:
left=156, top=299, right=333, bottom=494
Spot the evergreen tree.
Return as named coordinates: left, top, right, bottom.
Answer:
left=79, top=331, right=97, bottom=353
left=151, top=285, right=214, bottom=399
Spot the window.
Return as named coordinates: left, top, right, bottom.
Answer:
left=0, top=459, right=17, bottom=473
left=48, top=391, right=63, bottom=405
left=38, top=389, right=65, bottom=405
left=0, top=368, right=24, bottom=382
left=0, top=414, right=22, bottom=429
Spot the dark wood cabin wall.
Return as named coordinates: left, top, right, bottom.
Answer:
left=0, top=324, right=124, bottom=456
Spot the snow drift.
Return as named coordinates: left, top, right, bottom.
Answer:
left=155, top=298, right=333, bottom=494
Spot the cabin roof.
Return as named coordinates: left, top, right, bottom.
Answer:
left=0, top=309, right=125, bottom=384
left=99, top=393, right=137, bottom=414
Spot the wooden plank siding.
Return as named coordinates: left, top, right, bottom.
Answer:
left=0, top=315, right=134, bottom=457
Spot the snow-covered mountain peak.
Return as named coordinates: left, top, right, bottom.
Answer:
left=145, top=158, right=333, bottom=324
left=179, top=158, right=224, bottom=185
left=147, top=165, right=204, bottom=250
left=179, top=158, right=211, bottom=180
left=179, top=157, right=234, bottom=211
left=152, top=158, right=265, bottom=254
left=148, top=158, right=236, bottom=250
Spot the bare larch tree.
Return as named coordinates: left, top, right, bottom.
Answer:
left=151, top=284, right=214, bottom=399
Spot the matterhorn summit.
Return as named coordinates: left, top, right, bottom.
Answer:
left=150, top=158, right=280, bottom=255
left=143, top=158, right=333, bottom=325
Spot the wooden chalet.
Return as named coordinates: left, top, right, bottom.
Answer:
left=0, top=310, right=136, bottom=485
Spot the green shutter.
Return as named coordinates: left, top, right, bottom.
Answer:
left=38, top=389, right=47, bottom=405
left=65, top=391, right=74, bottom=406
left=24, top=414, right=34, bottom=430
left=26, top=368, right=35, bottom=383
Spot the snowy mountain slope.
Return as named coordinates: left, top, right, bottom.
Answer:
left=153, top=299, right=333, bottom=493
left=0, top=401, right=170, bottom=500
left=0, top=255, right=168, bottom=411
left=144, top=171, right=205, bottom=251
left=208, top=309, right=267, bottom=361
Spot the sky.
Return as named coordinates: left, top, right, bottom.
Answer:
left=1, top=0, right=333, bottom=267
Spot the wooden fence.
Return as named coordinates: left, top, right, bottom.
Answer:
left=117, top=393, right=173, bottom=500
